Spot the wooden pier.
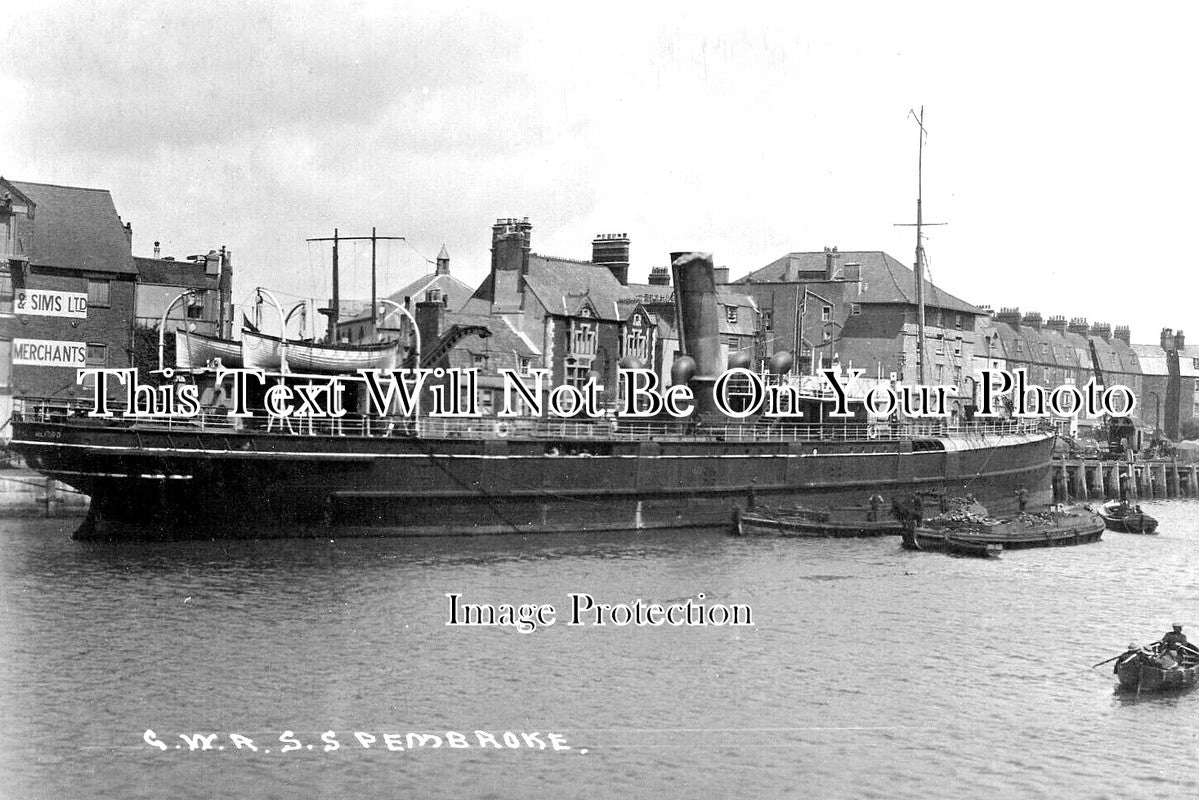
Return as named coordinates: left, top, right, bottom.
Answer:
left=1053, top=458, right=1199, bottom=503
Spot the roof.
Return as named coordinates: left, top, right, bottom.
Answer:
left=521, top=254, right=635, bottom=322
left=9, top=180, right=137, bottom=275
left=739, top=250, right=981, bottom=315
left=1130, top=344, right=1169, bottom=376
left=442, top=310, right=540, bottom=358
left=134, top=256, right=210, bottom=289
left=386, top=272, right=473, bottom=312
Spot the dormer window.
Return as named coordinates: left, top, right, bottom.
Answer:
left=725, top=305, right=738, bottom=324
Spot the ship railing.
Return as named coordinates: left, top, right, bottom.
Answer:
left=11, top=398, right=1047, bottom=442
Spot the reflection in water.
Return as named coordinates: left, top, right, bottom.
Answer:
left=3, top=502, right=1199, bottom=798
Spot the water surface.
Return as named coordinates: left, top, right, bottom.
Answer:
left=2, top=502, right=1198, bottom=798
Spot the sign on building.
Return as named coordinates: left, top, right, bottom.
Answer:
left=14, top=289, right=88, bottom=318
left=12, top=339, right=88, bottom=368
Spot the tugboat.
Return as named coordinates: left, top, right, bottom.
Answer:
left=1097, top=500, right=1159, bottom=534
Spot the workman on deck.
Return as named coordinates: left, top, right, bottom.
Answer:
left=1016, top=487, right=1029, bottom=512
left=867, top=494, right=884, bottom=522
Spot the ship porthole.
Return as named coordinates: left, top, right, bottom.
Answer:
left=494, top=421, right=512, bottom=438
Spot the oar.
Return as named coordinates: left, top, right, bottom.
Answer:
left=1093, top=653, right=1124, bottom=668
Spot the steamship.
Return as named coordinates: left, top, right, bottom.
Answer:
left=8, top=254, right=1056, bottom=540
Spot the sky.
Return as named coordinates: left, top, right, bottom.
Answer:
left=2, top=1, right=1197, bottom=343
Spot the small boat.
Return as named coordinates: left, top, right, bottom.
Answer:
left=902, top=528, right=1002, bottom=558
left=1098, top=500, right=1159, bottom=534
left=1114, top=648, right=1199, bottom=692
left=733, top=506, right=904, bottom=538
left=241, top=330, right=401, bottom=373
left=175, top=330, right=244, bottom=369
left=922, top=505, right=1105, bottom=549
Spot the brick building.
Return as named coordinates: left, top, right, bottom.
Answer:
left=465, top=219, right=655, bottom=410
left=134, top=244, right=234, bottom=339
left=0, top=179, right=138, bottom=426
left=737, top=249, right=982, bottom=409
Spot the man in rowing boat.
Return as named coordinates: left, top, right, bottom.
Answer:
left=1159, top=623, right=1190, bottom=664
left=1114, top=643, right=1150, bottom=673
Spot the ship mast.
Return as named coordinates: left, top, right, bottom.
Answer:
left=895, top=107, right=945, bottom=386
left=308, top=228, right=406, bottom=341
left=914, top=107, right=926, bottom=385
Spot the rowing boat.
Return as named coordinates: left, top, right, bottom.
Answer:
left=733, top=507, right=904, bottom=538
left=902, top=529, right=1002, bottom=558
left=1098, top=500, right=1159, bottom=534
left=1115, top=651, right=1199, bottom=692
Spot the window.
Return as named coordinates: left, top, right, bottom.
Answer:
left=570, top=320, right=597, bottom=356
left=0, top=340, right=9, bottom=389
left=87, top=279, right=110, bottom=307
left=1041, top=343, right=1048, bottom=355
left=0, top=269, right=11, bottom=314
left=625, top=328, right=650, bottom=362
left=519, top=357, right=532, bottom=375
left=472, top=353, right=488, bottom=368
left=725, top=305, right=738, bottom=324
left=954, top=314, right=962, bottom=329
left=187, top=291, right=205, bottom=319
left=935, top=364, right=945, bottom=382
left=954, top=366, right=962, bottom=384
left=761, top=309, right=773, bottom=331
left=86, top=343, right=107, bottom=366
left=821, top=305, right=832, bottom=322
left=851, top=303, right=861, bottom=316
left=565, top=359, right=590, bottom=388
left=953, top=342, right=961, bottom=357
left=723, top=334, right=740, bottom=349
left=1192, top=358, right=1199, bottom=370
left=935, top=311, right=944, bottom=328
left=822, top=330, right=831, bottom=342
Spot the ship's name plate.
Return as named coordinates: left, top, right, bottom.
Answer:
left=12, top=338, right=88, bottom=367
left=14, top=289, right=88, bottom=318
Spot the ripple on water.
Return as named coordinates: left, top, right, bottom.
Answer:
left=3, top=503, right=1199, bottom=797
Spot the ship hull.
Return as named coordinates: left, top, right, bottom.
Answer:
left=10, top=421, right=1056, bottom=540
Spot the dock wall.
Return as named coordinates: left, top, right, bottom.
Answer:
left=0, top=470, right=89, bottom=518
left=1053, top=458, right=1199, bottom=503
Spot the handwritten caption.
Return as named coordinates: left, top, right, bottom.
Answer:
left=143, top=729, right=573, bottom=754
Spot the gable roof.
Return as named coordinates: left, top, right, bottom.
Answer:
left=520, top=254, right=634, bottom=322
left=386, top=271, right=474, bottom=312
left=738, top=250, right=980, bottom=315
left=9, top=180, right=137, bottom=275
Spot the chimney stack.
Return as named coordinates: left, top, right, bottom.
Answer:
left=823, top=246, right=840, bottom=278
left=490, top=217, right=532, bottom=313
left=1024, top=311, right=1044, bottom=330
left=205, top=249, right=220, bottom=277
left=1090, top=322, right=1112, bottom=341
left=153, top=240, right=161, bottom=258
left=1161, top=327, right=1175, bottom=351
left=712, top=267, right=730, bottom=284
left=995, top=307, right=1022, bottom=327
left=647, top=266, right=670, bottom=286
left=592, top=233, right=630, bottom=286
left=1046, top=315, right=1067, bottom=334
left=435, top=244, right=450, bottom=276
left=1175, top=330, right=1185, bottom=350
left=1068, top=317, right=1089, bottom=336
left=1113, top=325, right=1131, bottom=344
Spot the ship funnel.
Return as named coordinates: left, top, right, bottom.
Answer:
left=671, top=251, right=723, bottom=416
